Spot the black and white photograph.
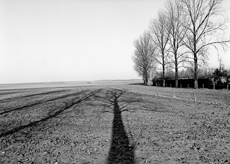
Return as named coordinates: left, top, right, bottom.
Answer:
left=1, top=0, right=230, bottom=163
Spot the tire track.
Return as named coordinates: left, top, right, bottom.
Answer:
left=0, top=89, right=69, bottom=103
left=0, top=90, right=81, bottom=115
left=0, top=89, right=100, bottom=138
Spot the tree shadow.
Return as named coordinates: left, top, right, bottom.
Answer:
left=92, top=89, right=176, bottom=163
left=94, top=89, right=137, bottom=164
left=107, top=102, right=135, bottom=164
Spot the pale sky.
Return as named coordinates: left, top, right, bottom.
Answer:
left=0, top=0, right=230, bottom=84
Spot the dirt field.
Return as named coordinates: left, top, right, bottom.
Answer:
left=0, top=83, right=230, bottom=164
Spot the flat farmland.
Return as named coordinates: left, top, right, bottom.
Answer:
left=0, top=83, right=230, bottom=164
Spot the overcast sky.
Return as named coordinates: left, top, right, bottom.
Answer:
left=0, top=0, right=230, bottom=84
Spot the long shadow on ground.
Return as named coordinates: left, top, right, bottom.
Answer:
left=107, top=98, right=135, bottom=164
left=95, top=89, right=136, bottom=164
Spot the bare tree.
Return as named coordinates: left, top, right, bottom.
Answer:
left=149, top=11, right=170, bottom=87
left=165, top=0, right=188, bottom=88
left=133, top=31, right=156, bottom=85
left=181, top=0, right=229, bottom=88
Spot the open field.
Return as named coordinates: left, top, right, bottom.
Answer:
left=0, top=82, right=230, bottom=164
left=0, top=79, right=142, bottom=90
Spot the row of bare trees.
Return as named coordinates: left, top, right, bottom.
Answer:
left=133, top=0, right=229, bottom=88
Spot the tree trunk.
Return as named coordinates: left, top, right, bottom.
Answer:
left=162, top=69, right=165, bottom=87
left=162, top=56, right=165, bottom=87
left=143, top=79, right=147, bottom=85
left=194, top=55, right=198, bottom=89
left=143, top=69, right=148, bottom=85
left=143, top=78, right=146, bottom=85
left=193, top=26, right=198, bottom=89
left=145, top=76, right=148, bottom=85
left=175, top=79, right=178, bottom=88
left=161, top=49, right=166, bottom=87
left=175, top=55, right=178, bottom=88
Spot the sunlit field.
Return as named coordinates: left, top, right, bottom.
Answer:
left=0, top=81, right=230, bottom=164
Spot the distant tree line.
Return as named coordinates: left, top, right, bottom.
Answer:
left=133, top=0, right=230, bottom=88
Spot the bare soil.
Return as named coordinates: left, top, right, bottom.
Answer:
left=0, top=84, right=230, bottom=164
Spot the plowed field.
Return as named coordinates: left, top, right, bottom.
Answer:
left=0, top=84, right=230, bottom=164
